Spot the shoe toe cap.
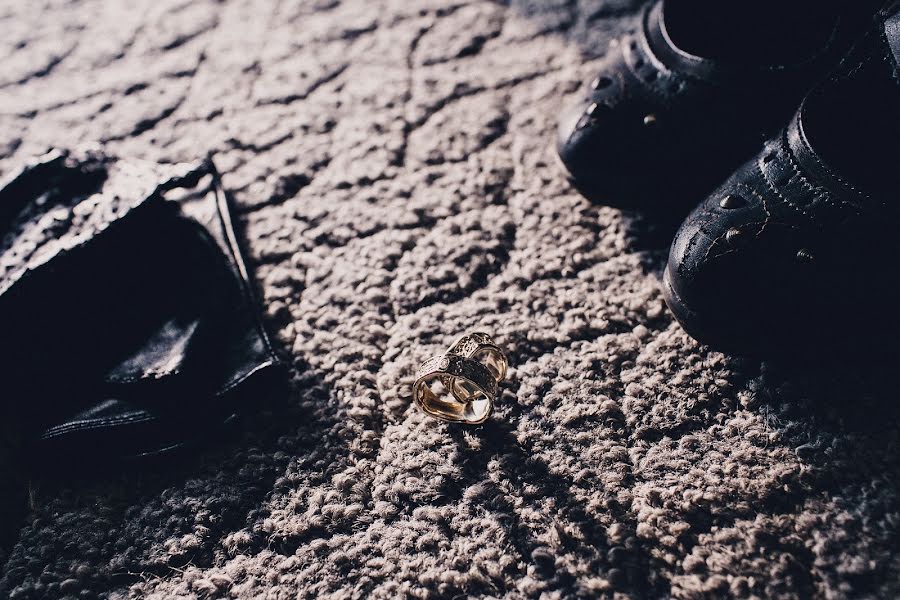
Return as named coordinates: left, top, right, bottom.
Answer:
left=556, top=99, right=589, bottom=154
left=555, top=92, right=699, bottom=210
left=556, top=98, right=653, bottom=201
left=664, top=188, right=782, bottom=351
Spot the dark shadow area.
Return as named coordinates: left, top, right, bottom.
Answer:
left=445, top=412, right=667, bottom=598
left=619, top=208, right=683, bottom=256
left=749, top=357, right=900, bottom=440
left=0, top=359, right=344, bottom=595
left=736, top=359, right=900, bottom=595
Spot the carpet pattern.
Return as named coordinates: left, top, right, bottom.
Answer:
left=1, top=0, right=899, bottom=598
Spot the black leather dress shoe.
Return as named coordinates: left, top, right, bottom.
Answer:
left=556, top=0, right=874, bottom=213
left=663, top=3, right=900, bottom=357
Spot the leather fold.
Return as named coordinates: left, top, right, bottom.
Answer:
left=0, top=148, right=283, bottom=464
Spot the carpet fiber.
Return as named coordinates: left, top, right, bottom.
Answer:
left=1, top=1, right=899, bottom=598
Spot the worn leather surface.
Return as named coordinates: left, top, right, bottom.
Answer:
left=665, top=4, right=900, bottom=355
left=0, top=150, right=282, bottom=463
left=556, top=0, right=867, bottom=212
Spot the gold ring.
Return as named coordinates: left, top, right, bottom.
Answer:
left=414, top=353, right=497, bottom=424
left=447, top=331, right=508, bottom=383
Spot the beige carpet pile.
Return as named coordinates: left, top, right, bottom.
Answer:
left=1, top=0, right=898, bottom=598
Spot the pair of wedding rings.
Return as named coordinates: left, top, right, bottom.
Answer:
left=413, top=332, right=508, bottom=425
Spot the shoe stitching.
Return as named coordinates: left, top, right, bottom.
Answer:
left=582, top=35, right=680, bottom=125
left=790, top=104, right=874, bottom=209
left=638, top=15, right=690, bottom=74
left=627, top=32, right=685, bottom=101
left=758, top=144, right=809, bottom=221
left=632, top=7, right=712, bottom=110
left=780, top=129, right=840, bottom=214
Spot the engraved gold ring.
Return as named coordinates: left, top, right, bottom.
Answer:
left=448, top=331, right=508, bottom=382
left=413, top=332, right=507, bottom=425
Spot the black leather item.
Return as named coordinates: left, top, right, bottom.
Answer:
left=556, top=0, right=871, bottom=213
left=0, top=149, right=283, bottom=465
left=663, top=3, right=900, bottom=357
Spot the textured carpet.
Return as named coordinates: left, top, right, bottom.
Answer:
left=1, top=0, right=899, bottom=598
